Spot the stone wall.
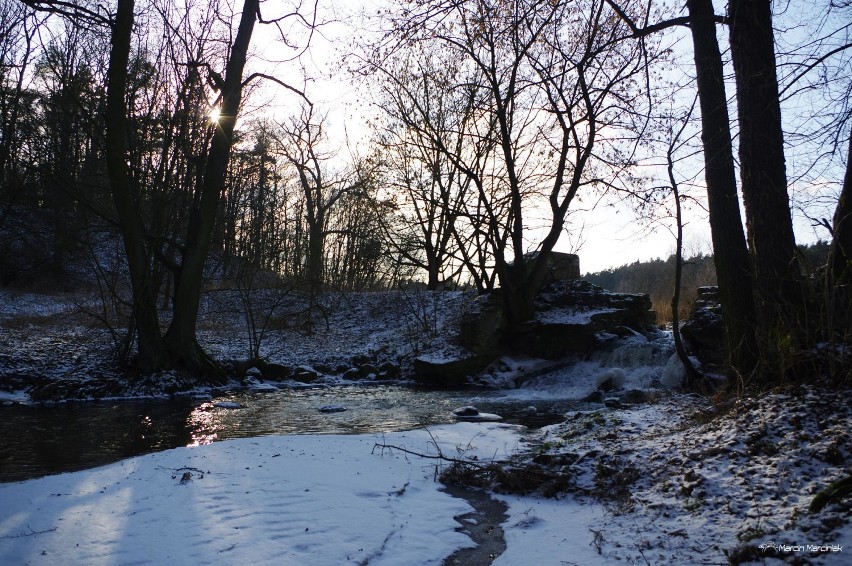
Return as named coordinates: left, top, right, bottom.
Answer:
left=524, top=251, right=580, bottom=283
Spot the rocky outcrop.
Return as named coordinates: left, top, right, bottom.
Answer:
left=514, top=280, right=656, bottom=359
left=413, top=347, right=486, bottom=389
left=415, top=279, right=657, bottom=387
left=523, top=251, right=581, bottom=282
left=680, top=286, right=723, bottom=367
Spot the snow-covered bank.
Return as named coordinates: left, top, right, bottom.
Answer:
left=0, top=423, right=525, bottom=565
left=2, top=387, right=849, bottom=565
left=498, top=387, right=851, bottom=565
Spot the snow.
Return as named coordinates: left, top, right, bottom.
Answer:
left=0, top=390, right=29, bottom=404
left=536, top=306, right=617, bottom=325
left=493, top=496, right=605, bottom=566
left=524, top=390, right=851, bottom=564
left=0, top=423, right=520, bottom=565
left=3, top=388, right=848, bottom=564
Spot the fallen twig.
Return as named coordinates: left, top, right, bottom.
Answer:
left=1, top=525, right=57, bottom=539
left=371, top=441, right=491, bottom=469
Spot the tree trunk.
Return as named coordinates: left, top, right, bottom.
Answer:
left=164, top=0, right=259, bottom=383
left=105, top=0, right=166, bottom=371
left=307, top=217, right=324, bottom=296
left=686, top=0, right=759, bottom=380
left=826, top=128, right=852, bottom=340
left=729, top=0, right=801, bottom=375
left=829, top=128, right=852, bottom=286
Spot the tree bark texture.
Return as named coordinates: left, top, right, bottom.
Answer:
left=729, top=0, right=802, bottom=366
left=827, top=128, right=852, bottom=339
left=829, top=128, right=852, bottom=285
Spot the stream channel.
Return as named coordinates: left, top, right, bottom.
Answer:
left=0, top=383, right=583, bottom=483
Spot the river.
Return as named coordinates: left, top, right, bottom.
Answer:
left=0, top=383, right=580, bottom=483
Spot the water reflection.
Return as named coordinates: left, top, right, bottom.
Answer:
left=0, top=399, right=197, bottom=482
left=1, top=384, right=577, bottom=482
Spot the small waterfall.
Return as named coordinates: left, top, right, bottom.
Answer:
left=509, top=330, right=677, bottom=399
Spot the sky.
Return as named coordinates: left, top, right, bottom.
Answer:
left=243, top=0, right=847, bottom=275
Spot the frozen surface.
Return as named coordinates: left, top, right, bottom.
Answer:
left=0, top=423, right=522, bottom=566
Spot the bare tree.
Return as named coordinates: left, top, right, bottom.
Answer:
left=371, top=53, right=488, bottom=289
left=371, top=0, right=651, bottom=331
left=728, top=0, right=803, bottom=366
left=276, top=106, right=350, bottom=297
left=22, top=0, right=314, bottom=380
left=684, top=0, right=758, bottom=378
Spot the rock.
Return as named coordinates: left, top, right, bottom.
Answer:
left=526, top=251, right=581, bottom=282
left=603, top=398, right=626, bottom=409
left=596, top=368, right=626, bottom=392
left=414, top=348, right=485, bottom=388
left=318, top=405, right=347, bottom=413
left=582, top=391, right=605, bottom=403
left=452, top=406, right=503, bottom=422
left=261, top=363, right=291, bottom=381
left=621, top=389, right=650, bottom=404
left=516, top=280, right=656, bottom=359
left=681, top=286, right=723, bottom=366
left=341, top=368, right=360, bottom=380
left=377, top=361, right=401, bottom=379
left=314, top=363, right=335, bottom=374
left=453, top=406, right=480, bottom=417
left=359, top=364, right=380, bottom=378
left=471, top=414, right=504, bottom=422
left=245, top=366, right=263, bottom=378
left=660, top=353, right=686, bottom=389
left=696, top=285, right=719, bottom=299
left=458, top=293, right=505, bottom=356
left=418, top=275, right=656, bottom=386
left=292, top=366, right=319, bottom=383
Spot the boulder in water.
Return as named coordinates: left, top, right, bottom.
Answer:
left=452, top=406, right=503, bottom=422
left=595, top=368, right=626, bottom=392
left=341, top=368, right=360, bottom=380
left=661, top=353, right=686, bottom=389
left=292, top=366, right=319, bottom=383
left=452, top=406, right=480, bottom=417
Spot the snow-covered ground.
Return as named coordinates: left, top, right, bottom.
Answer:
left=0, top=422, right=604, bottom=566
left=1, top=391, right=848, bottom=565
left=0, top=423, right=524, bottom=565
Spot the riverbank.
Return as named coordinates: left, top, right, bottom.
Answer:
left=1, top=387, right=848, bottom=565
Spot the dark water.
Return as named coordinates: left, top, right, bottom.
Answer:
left=0, top=384, right=576, bottom=483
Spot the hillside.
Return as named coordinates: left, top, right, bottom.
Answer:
left=584, top=241, right=830, bottom=322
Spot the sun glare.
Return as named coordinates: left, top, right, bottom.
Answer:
left=209, top=107, right=221, bottom=124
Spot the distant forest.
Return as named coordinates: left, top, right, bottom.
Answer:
left=584, top=241, right=831, bottom=322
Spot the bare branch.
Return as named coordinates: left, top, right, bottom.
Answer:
left=241, top=72, right=312, bottom=106
left=603, top=0, right=727, bottom=37
left=18, top=0, right=111, bottom=26
left=779, top=41, right=852, bottom=98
